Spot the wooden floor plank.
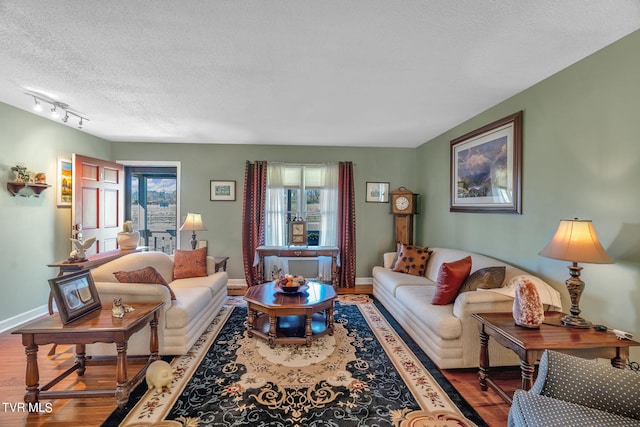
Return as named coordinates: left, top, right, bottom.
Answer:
left=0, top=319, right=517, bottom=427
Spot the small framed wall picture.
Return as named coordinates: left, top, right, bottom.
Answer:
left=210, top=180, right=236, bottom=201
left=57, top=157, right=72, bottom=207
left=365, top=182, right=389, bottom=203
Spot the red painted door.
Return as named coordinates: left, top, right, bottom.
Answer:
left=72, top=154, right=125, bottom=255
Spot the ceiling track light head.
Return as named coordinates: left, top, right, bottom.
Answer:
left=33, top=96, right=42, bottom=112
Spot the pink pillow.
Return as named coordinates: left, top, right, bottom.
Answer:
left=114, top=266, right=176, bottom=300
left=432, top=256, right=472, bottom=305
left=173, top=247, right=208, bottom=279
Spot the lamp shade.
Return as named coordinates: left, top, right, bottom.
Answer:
left=179, top=212, right=207, bottom=232
left=539, top=219, right=613, bottom=264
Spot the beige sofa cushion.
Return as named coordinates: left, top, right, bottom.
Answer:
left=166, top=287, right=212, bottom=329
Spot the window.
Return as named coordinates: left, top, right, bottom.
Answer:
left=125, top=167, right=177, bottom=254
left=265, top=163, right=338, bottom=246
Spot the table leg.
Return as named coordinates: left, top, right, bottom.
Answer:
left=115, top=341, right=129, bottom=408
left=611, top=347, right=629, bottom=369
left=478, top=328, right=490, bottom=391
left=268, top=316, right=277, bottom=348
left=305, top=315, right=312, bottom=346
left=331, top=255, right=338, bottom=288
left=247, top=307, right=255, bottom=337
left=75, top=344, right=86, bottom=376
left=520, top=359, right=536, bottom=390
left=149, top=312, right=160, bottom=361
left=327, top=306, right=334, bottom=336
left=23, top=336, right=39, bottom=404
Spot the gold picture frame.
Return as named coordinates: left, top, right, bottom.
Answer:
left=450, top=111, right=523, bottom=214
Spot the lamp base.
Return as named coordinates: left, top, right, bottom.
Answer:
left=561, top=314, right=592, bottom=329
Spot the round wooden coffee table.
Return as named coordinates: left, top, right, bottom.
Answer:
left=244, top=281, right=337, bottom=347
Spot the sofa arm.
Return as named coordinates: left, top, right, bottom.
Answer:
left=382, top=252, right=397, bottom=269
left=94, top=281, right=172, bottom=305
left=530, top=350, right=640, bottom=420
left=452, top=289, right=514, bottom=318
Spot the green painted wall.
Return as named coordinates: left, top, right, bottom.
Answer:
left=0, top=102, right=111, bottom=323
left=111, top=142, right=417, bottom=280
left=416, top=30, right=640, bottom=358
left=1, top=29, right=638, bottom=365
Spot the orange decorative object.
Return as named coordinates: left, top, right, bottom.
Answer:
left=513, top=278, right=544, bottom=328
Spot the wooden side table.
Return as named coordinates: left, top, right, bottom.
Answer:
left=472, top=311, right=640, bottom=403
left=12, top=302, right=163, bottom=408
left=214, top=256, right=229, bottom=272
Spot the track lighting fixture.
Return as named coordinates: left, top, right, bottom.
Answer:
left=25, top=92, right=89, bottom=129
left=33, top=97, right=42, bottom=112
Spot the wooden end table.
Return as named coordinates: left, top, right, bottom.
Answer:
left=244, top=281, right=337, bottom=347
left=472, top=311, right=640, bottom=403
left=12, top=302, right=163, bottom=408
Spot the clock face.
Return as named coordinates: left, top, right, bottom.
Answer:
left=395, top=196, right=409, bottom=211
left=293, top=224, right=304, bottom=234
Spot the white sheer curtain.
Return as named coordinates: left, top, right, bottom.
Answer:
left=265, top=164, right=286, bottom=246
left=319, top=165, right=338, bottom=246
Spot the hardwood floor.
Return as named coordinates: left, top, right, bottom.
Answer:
left=0, top=311, right=519, bottom=427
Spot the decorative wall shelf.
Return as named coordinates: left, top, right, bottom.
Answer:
left=7, top=181, right=51, bottom=197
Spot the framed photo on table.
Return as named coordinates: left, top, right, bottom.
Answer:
left=450, top=111, right=523, bottom=214
left=365, top=182, right=389, bottom=203
left=210, top=180, right=236, bottom=201
left=289, top=220, right=307, bottom=246
left=48, top=270, right=102, bottom=324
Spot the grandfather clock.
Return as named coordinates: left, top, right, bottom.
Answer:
left=391, top=187, right=418, bottom=245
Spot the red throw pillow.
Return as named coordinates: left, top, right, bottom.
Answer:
left=432, top=256, right=472, bottom=305
left=392, top=244, right=433, bottom=277
left=173, top=247, right=208, bottom=279
left=113, top=266, right=176, bottom=300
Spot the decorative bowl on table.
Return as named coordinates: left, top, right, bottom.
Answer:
left=275, top=274, right=306, bottom=293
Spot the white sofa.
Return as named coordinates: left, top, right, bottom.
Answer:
left=87, top=251, right=228, bottom=356
left=373, top=247, right=559, bottom=370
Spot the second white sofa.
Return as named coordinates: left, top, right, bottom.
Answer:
left=373, top=247, right=561, bottom=369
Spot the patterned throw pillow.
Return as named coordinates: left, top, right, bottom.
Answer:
left=173, top=247, right=208, bottom=279
left=113, top=266, right=176, bottom=300
left=392, top=244, right=433, bottom=277
left=432, top=256, right=472, bottom=305
left=458, top=266, right=506, bottom=293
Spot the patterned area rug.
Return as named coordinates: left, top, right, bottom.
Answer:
left=103, top=295, right=486, bottom=427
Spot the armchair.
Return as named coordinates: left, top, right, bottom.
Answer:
left=508, top=349, right=640, bottom=426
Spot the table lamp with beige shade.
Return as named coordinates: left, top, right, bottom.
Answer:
left=180, top=212, right=207, bottom=250
left=539, top=218, right=613, bottom=328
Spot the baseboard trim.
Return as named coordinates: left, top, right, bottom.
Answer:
left=0, top=304, right=48, bottom=334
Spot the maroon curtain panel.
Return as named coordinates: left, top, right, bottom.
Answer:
left=242, top=160, right=267, bottom=287
left=338, top=161, right=356, bottom=288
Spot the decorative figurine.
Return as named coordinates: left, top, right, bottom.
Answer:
left=112, top=298, right=125, bottom=318
left=69, top=236, right=96, bottom=261
left=146, top=360, right=175, bottom=393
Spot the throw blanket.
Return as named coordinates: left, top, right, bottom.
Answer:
left=479, top=274, right=563, bottom=311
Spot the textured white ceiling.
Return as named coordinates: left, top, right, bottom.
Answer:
left=0, top=1, right=639, bottom=147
